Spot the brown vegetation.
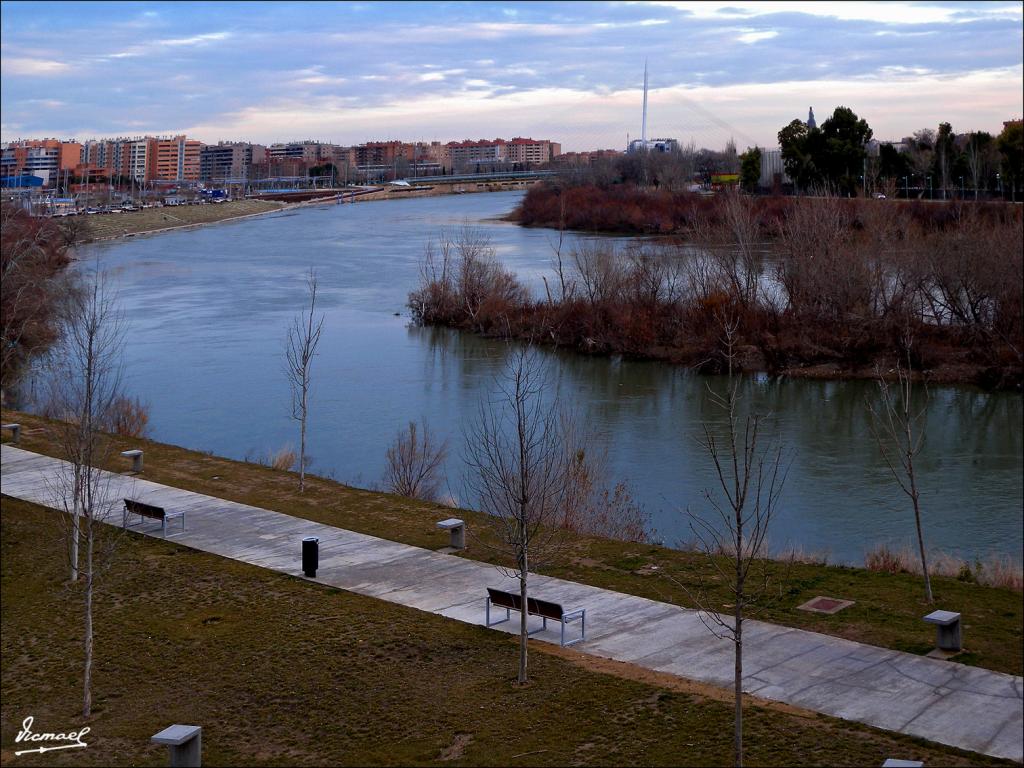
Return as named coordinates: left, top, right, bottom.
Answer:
left=0, top=203, right=75, bottom=395
left=865, top=544, right=1023, bottom=591
left=414, top=194, right=1023, bottom=389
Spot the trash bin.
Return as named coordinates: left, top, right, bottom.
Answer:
left=302, top=536, right=319, bottom=578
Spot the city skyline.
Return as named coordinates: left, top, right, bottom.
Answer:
left=1, top=1, right=1022, bottom=150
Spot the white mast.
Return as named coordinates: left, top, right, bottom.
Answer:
left=641, top=59, right=649, bottom=145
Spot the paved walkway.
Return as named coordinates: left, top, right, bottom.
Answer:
left=2, top=445, right=1021, bottom=761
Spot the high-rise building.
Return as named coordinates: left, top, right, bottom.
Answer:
left=807, top=107, right=817, bottom=130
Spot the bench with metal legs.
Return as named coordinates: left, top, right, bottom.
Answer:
left=485, top=587, right=586, bottom=647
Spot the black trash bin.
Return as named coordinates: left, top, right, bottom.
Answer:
left=302, top=536, right=319, bottom=578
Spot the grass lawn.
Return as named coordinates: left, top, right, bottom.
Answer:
left=1, top=496, right=1013, bottom=767
left=1, top=408, right=1021, bottom=685
left=72, top=199, right=284, bottom=241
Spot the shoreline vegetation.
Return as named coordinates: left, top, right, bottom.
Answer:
left=409, top=186, right=1023, bottom=391
left=2, top=409, right=1021, bottom=678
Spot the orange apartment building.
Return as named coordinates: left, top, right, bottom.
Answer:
left=148, top=135, right=202, bottom=181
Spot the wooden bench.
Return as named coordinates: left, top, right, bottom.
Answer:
left=121, top=449, right=144, bottom=472
left=123, top=498, right=185, bottom=537
left=485, top=587, right=586, bottom=647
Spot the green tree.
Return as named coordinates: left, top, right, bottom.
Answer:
left=739, top=147, right=762, bottom=193
left=819, top=106, right=873, bottom=197
left=997, top=121, right=1023, bottom=201
left=878, top=143, right=911, bottom=180
left=778, top=119, right=821, bottom=191
left=932, top=122, right=956, bottom=199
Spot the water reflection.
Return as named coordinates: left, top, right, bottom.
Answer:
left=71, top=191, right=1021, bottom=564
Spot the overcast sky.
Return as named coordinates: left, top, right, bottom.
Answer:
left=2, top=1, right=1021, bottom=151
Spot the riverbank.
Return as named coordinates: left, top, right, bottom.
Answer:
left=3, top=408, right=1020, bottom=678
left=4, top=496, right=1010, bottom=767
left=67, top=181, right=542, bottom=244
left=69, top=199, right=287, bottom=243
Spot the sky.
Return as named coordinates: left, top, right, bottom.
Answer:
left=1, top=1, right=1022, bottom=151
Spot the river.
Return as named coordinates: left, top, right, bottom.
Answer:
left=72, top=191, right=1022, bottom=565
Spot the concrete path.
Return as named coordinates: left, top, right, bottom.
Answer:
left=2, top=444, right=1021, bottom=761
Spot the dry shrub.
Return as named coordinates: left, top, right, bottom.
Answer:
left=103, top=395, right=149, bottom=438
left=775, top=544, right=829, bottom=566
left=864, top=544, right=1022, bottom=591
left=560, top=441, right=650, bottom=544
left=383, top=420, right=448, bottom=501
left=269, top=444, right=297, bottom=471
left=864, top=544, right=909, bottom=574
left=976, top=555, right=1024, bottom=591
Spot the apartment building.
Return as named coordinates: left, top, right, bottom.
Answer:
left=505, top=137, right=560, bottom=165
left=1, top=138, right=81, bottom=185
left=200, top=142, right=266, bottom=182
left=447, top=137, right=559, bottom=170
left=447, top=139, right=506, bottom=170
left=553, top=149, right=621, bottom=165
left=148, top=135, right=202, bottom=181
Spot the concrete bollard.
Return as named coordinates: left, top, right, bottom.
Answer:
left=436, top=518, right=465, bottom=550
left=152, top=724, right=201, bottom=767
left=1, top=423, right=20, bottom=445
left=923, top=610, right=962, bottom=652
left=121, top=449, right=144, bottom=472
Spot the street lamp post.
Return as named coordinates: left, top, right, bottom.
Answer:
left=959, top=176, right=964, bottom=198
left=903, top=176, right=908, bottom=199
left=927, top=176, right=932, bottom=200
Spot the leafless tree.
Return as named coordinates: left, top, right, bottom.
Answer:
left=285, top=268, right=324, bottom=493
left=384, top=420, right=448, bottom=501
left=573, top=241, right=623, bottom=308
left=1, top=203, right=74, bottom=398
left=693, top=190, right=764, bottom=311
left=548, top=193, right=575, bottom=302
left=676, top=317, right=788, bottom=768
left=867, top=351, right=933, bottom=603
left=43, top=266, right=127, bottom=718
left=463, top=346, right=574, bottom=683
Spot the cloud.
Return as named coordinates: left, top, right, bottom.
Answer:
left=638, top=1, right=1023, bottom=25
left=157, top=31, right=231, bottom=47
left=23, top=99, right=67, bottom=109
left=2, top=58, right=71, bottom=76
left=2, top=1, right=1021, bottom=147
left=170, top=63, right=1021, bottom=152
left=736, top=30, right=779, bottom=44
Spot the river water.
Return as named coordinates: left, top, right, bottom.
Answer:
left=74, top=191, right=1022, bottom=564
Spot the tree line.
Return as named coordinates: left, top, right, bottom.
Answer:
left=777, top=106, right=1023, bottom=200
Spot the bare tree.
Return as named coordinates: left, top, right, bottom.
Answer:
left=384, top=420, right=448, bottom=501
left=43, top=267, right=127, bottom=717
left=867, top=352, right=933, bottom=603
left=463, top=346, right=573, bottom=683
left=677, top=318, right=788, bottom=768
left=285, top=269, right=324, bottom=493
left=965, top=132, right=993, bottom=201
left=1, top=202, right=74, bottom=397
